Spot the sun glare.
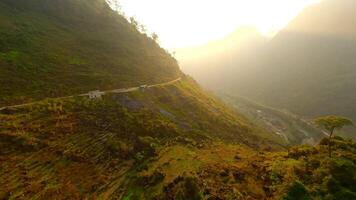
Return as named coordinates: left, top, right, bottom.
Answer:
left=119, top=0, right=321, bottom=49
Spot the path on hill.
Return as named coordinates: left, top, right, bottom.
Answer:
left=0, top=77, right=181, bottom=111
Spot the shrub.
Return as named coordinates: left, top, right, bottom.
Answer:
left=288, top=145, right=317, bottom=159
left=333, top=189, right=356, bottom=200
left=282, top=181, right=312, bottom=200
left=174, top=177, right=202, bottom=200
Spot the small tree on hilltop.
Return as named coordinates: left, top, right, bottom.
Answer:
left=129, top=16, right=139, bottom=29
left=106, top=0, right=123, bottom=14
left=314, top=115, right=353, bottom=158
left=151, top=32, right=159, bottom=43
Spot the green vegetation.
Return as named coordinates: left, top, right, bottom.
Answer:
left=0, top=0, right=355, bottom=199
left=1, top=79, right=355, bottom=199
left=0, top=0, right=180, bottom=106
left=0, top=79, right=277, bottom=199
left=314, top=115, right=353, bottom=157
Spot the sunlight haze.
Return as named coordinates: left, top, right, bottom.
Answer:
left=120, top=0, right=320, bottom=49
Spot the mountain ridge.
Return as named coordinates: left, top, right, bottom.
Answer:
left=177, top=0, right=356, bottom=138
left=0, top=0, right=181, bottom=106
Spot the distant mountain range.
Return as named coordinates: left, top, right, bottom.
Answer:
left=178, top=0, right=356, bottom=138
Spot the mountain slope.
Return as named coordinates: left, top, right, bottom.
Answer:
left=0, top=78, right=280, bottom=199
left=0, top=1, right=286, bottom=199
left=176, top=27, right=266, bottom=91
left=0, top=1, right=355, bottom=199
left=230, top=0, right=356, bottom=137
left=286, top=0, right=356, bottom=38
left=1, top=91, right=355, bottom=199
left=178, top=0, right=356, bottom=138
left=0, top=0, right=180, bottom=106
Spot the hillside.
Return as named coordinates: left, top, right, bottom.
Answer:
left=1, top=0, right=355, bottom=199
left=0, top=1, right=285, bottom=199
left=0, top=0, right=180, bottom=106
left=1, top=85, right=352, bottom=198
left=0, top=78, right=280, bottom=199
left=1, top=79, right=355, bottom=199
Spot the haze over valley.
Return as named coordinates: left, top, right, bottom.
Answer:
left=177, top=0, right=356, bottom=139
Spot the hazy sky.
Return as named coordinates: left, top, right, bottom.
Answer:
left=119, top=0, right=320, bottom=49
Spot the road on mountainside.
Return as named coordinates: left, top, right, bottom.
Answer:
left=0, top=77, right=182, bottom=111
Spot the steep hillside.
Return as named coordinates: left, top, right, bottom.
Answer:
left=0, top=1, right=293, bottom=199
left=0, top=78, right=280, bottom=199
left=0, top=0, right=180, bottom=106
left=1, top=86, right=355, bottom=199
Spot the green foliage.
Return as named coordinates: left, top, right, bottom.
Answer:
left=314, top=116, right=353, bottom=133
left=329, top=158, right=356, bottom=191
left=0, top=0, right=180, bottom=106
left=0, top=78, right=282, bottom=199
left=314, top=115, right=353, bottom=157
left=282, top=181, right=312, bottom=200
left=0, top=50, right=20, bottom=63
left=176, top=177, right=202, bottom=200
left=162, top=176, right=202, bottom=200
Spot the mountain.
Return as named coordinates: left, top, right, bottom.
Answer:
left=232, top=0, right=356, bottom=138
left=1, top=0, right=355, bottom=199
left=178, top=0, right=356, bottom=138
left=0, top=0, right=279, bottom=199
left=176, top=27, right=266, bottom=91
left=0, top=0, right=180, bottom=106
left=286, top=0, right=356, bottom=38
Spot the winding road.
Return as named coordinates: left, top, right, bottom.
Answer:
left=0, top=77, right=181, bottom=111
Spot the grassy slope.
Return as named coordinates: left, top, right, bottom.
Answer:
left=0, top=0, right=180, bottom=106
left=1, top=81, right=354, bottom=199
left=0, top=78, right=278, bottom=199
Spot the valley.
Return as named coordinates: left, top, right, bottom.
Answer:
left=220, top=94, right=325, bottom=146
left=177, top=0, right=356, bottom=139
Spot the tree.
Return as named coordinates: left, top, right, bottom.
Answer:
left=106, top=0, right=122, bottom=14
left=140, top=24, right=147, bottom=34
left=151, top=32, right=159, bottom=43
left=129, top=16, right=139, bottom=29
left=314, top=115, right=353, bottom=157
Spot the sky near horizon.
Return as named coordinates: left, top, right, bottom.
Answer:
left=119, top=0, right=320, bottom=49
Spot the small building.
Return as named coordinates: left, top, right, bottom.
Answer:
left=88, top=90, right=103, bottom=99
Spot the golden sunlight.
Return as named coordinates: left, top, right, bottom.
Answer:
left=119, top=0, right=320, bottom=49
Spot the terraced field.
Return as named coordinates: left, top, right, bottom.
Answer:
left=0, top=78, right=278, bottom=199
